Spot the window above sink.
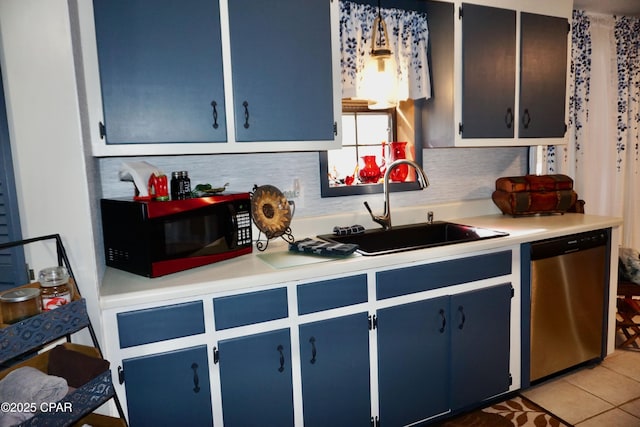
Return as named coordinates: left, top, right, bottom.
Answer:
left=320, top=99, right=423, bottom=197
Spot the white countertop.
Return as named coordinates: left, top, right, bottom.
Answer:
left=99, top=201, right=622, bottom=310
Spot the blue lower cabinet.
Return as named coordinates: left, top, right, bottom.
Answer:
left=299, top=313, right=371, bottom=427
left=218, top=328, right=294, bottom=427
left=376, top=285, right=512, bottom=425
left=451, top=283, right=512, bottom=409
left=122, top=345, right=213, bottom=427
left=377, top=297, right=450, bottom=426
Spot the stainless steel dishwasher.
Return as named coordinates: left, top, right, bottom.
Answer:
left=529, top=229, right=609, bottom=382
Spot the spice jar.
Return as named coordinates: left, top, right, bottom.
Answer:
left=39, top=266, right=72, bottom=311
left=0, top=288, right=42, bottom=324
left=180, top=171, right=191, bottom=198
left=171, top=171, right=191, bottom=200
left=170, top=171, right=181, bottom=200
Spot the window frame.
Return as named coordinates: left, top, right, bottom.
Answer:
left=319, top=101, right=423, bottom=197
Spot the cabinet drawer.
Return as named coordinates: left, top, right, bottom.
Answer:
left=297, top=275, right=368, bottom=315
left=117, top=301, right=205, bottom=348
left=214, top=288, right=288, bottom=330
left=376, top=250, right=512, bottom=300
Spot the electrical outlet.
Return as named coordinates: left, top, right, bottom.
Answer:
left=283, top=178, right=304, bottom=208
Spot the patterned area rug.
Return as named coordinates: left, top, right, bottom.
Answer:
left=434, top=395, right=571, bottom=427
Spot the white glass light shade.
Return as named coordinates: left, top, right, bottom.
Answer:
left=361, top=54, right=398, bottom=109
left=359, top=14, right=399, bottom=109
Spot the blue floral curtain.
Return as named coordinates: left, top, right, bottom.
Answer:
left=615, top=15, right=640, bottom=248
left=541, top=11, right=640, bottom=247
left=569, top=11, right=592, bottom=167
left=542, top=11, right=592, bottom=174
left=339, top=1, right=431, bottom=102
left=615, top=16, right=640, bottom=170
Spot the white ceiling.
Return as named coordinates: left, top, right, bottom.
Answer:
left=573, top=0, right=640, bottom=16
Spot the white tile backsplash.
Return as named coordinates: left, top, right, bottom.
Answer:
left=98, top=146, right=528, bottom=219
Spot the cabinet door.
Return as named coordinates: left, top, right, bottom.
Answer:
left=450, top=283, right=512, bottom=409
left=377, top=297, right=449, bottom=426
left=461, top=4, right=516, bottom=138
left=299, top=313, right=371, bottom=427
left=519, top=13, right=569, bottom=138
left=218, top=329, right=294, bottom=427
left=93, top=0, right=226, bottom=144
left=227, top=0, right=334, bottom=142
left=420, top=1, right=455, bottom=148
left=122, top=345, right=213, bottom=427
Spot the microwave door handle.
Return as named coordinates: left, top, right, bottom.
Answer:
left=224, top=208, right=237, bottom=248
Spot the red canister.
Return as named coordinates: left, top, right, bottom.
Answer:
left=148, top=173, right=169, bottom=201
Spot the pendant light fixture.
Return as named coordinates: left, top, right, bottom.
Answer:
left=360, top=0, right=398, bottom=109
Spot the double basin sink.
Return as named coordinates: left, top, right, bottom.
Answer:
left=318, top=221, right=508, bottom=256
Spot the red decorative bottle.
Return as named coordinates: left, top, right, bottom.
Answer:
left=358, top=155, right=381, bottom=184
left=389, top=141, right=408, bottom=182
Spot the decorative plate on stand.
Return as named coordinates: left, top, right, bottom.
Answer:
left=250, top=184, right=295, bottom=251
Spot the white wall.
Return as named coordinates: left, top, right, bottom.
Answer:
left=0, top=0, right=103, bottom=342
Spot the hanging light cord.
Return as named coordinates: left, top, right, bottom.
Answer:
left=376, top=0, right=384, bottom=50
left=371, top=0, right=388, bottom=55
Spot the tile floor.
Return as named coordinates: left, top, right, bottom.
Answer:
left=522, top=347, right=640, bottom=426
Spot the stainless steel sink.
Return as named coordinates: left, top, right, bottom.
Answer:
left=318, top=221, right=509, bottom=256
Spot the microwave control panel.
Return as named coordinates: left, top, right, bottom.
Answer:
left=235, top=209, right=252, bottom=247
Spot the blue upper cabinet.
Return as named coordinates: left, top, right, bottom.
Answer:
left=87, top=0, right=340, bottom=155
left=93, top=0, right=227, bottom=144
left=227, top=0, right=335, bottom=143
left=519, top=12, right=569, bottom=138
left=459, top=3, right=571, bottom=144
left=423, top=0, right=571, bottom=148
left=461, top=4, right=516, bottom=139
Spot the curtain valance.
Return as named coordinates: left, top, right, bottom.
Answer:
left=339, top=1, right=431, bottom=102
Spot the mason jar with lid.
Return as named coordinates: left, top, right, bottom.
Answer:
left=39, top=266, right=72, bottom=311
left=0, top=288, right=42, bottom=324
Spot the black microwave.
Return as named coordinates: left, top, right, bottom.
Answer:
left=100, top=193, right=252, bottom=277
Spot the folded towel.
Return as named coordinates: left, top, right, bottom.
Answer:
left=290, top=238, right=358, bottom=257
left=0, top=366, right=68, bottom=427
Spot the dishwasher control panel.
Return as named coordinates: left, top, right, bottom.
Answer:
left=531, top=228, right=609, bottom=260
